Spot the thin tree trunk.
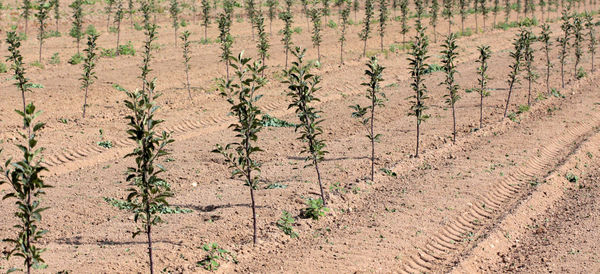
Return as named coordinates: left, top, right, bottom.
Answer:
left=107, top=14, right=111, bottom=32
left=116, top=24, right=121, bottom=54
left=504, top=81, right=515, bottom=117
left=363, top=39, right=367, bottom=57
left=313, top=157, right=326, bottom=205
left=146, top=215, right=154, bottom=274
left=451, top=102, right=456, bottom=143
left=340, top=41, right=344, bottom=64
left=25, top=193, right=32, bottom=274
left=561, top=59, right=565, bottom=88
left=285, top=48, right=289, bottom=69
left=479, top=87, right=484, bottom=128
left=185, top=66, right=191, bottom=99
left=546, top=48, right=550, bottom=94
left=370, top=99, right=375, bottom=182
left=226, top=60, right=230, bottom=82
left=527, top=76, right=531, bottom=106
left=249, top=187, right=257, bottom=244
left=83, top=86, right=89, bottom=118
left=415, top=119, right=420, bottom=157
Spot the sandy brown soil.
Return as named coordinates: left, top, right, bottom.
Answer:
left=1, top=1, right=600, bottom=273
left=492, top=171, right=600, bottom=273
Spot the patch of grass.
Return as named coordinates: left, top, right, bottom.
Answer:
left=43, top=30, right=61, bottom=38
left=100, top=48, right=117, bottom=58
left=134, top=22, right=144, bottom=31
left=327, top=19, right=337, bottom=29
left=424, top=63, right=444, bottom=74
left=566, top=173, right=579, bottom=183
left=30, top=61, right=44, bottom=69
left=97, top=140, right=113, bottom=148
left=576, top=67, right=587, bottom=79
left=118, top=41, right=136, bottom=56
left=199, top=38, right=213, bottom=45
left=68, top=52, right=84, bottom=65
left=49, top=52, right=60, bottom=65
left=300, top=198, right=328, bottom=220
left=85, top=24, right=99, bottom=36
left=0, top=62, right=7, bottom=73
left=517, top=104, right=530, bottom=114
left=380, top=168, right=397, bottom=177
left=276, top=210, right=298, bottom=238
left=196, top=243, right=237, bottom=271
left=455, top=27, right=474, bottom=38
left=265, top=183, right=287, bottom=189
left=260, top=114, right=296, bottom=128
left=507, top=112, right=519, bottom=122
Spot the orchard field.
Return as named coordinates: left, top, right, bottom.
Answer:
left=1, top=0, right=600, bottom=272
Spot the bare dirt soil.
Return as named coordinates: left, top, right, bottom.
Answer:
left=1, top=1, right=600, bottom=273
left=492, top=171, right=600, bottom=273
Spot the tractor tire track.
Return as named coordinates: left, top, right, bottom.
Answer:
left=399, top=112, right=600, bottom=273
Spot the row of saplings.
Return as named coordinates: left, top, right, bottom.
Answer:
left=0, top=2, right=597, bottom=273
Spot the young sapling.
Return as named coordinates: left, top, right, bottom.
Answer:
left=266, top=0, right=278, bottom=33
left=339, top=0, right=350, bottom=64
left=69, top=0, right=84, bottom=53
left=309, top=7, right=323, bottom=62
left=572, top=15, right=583, bottom=78
left=2, top=32, right=49, bottom=274
left=105, top=0, right=115, bottom=32
left=585, top=13, right=596, bottom=72
left=522, top=28, right=536, bottom=106
left=6, top=31, right=31, bottom=114
left=400, top=0, right=409, bottom=45
left=557, top=10, right=571, bottom=88
left=255, top=14, right=270, bottom=75
left=540, top=24, right=552, bottom=94
left=0, top=102, right=48, bottom=274
left=81, top=33, right=99, bottom=118
left=35, top=0, right=52, bottom=63
left=169, top=0, right=181, bottom=46
left=441, top=33, right=460, bottom=143
left=218, top=13, right=233, bottom=81
left=360, top=0, right=374, bottom=56
left=111, top=81, right=175, bottom=274
left=213, top=53, right=266, bottom=245
left=201, top=0, right=211, bottom=40
left=350, top=56, right=386, bottom=182
left=180, top=30, right=192, bottom=99
left=430, top=0, right=439, bottom=43
left=22, top=0, right=33, bottom=36
left=408, top=0, right=430, bottom=157
left=114, top=0, right=124, bottom=52
left=476, top=45, right=491, bottom=128
left=504, top=29, right=526, bottom=118
left=279, top=0, right=294, bottom=69
left=378, top=0, right=388, bottom=51
left=284, top=47, right=329, bottom=205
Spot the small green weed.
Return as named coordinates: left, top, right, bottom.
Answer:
left=300, top=198, right=328, bottom=220
left=49, top=53, right=60, bottom=64
left=380, top=168, right=397, bottom=177
left=276, top=210, right=298, bottom=238
left=118, top=41, right=136, bottom=56
left=68, top=53, right=84, bottom=65
left=196, top=243, right=237, bottom=271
